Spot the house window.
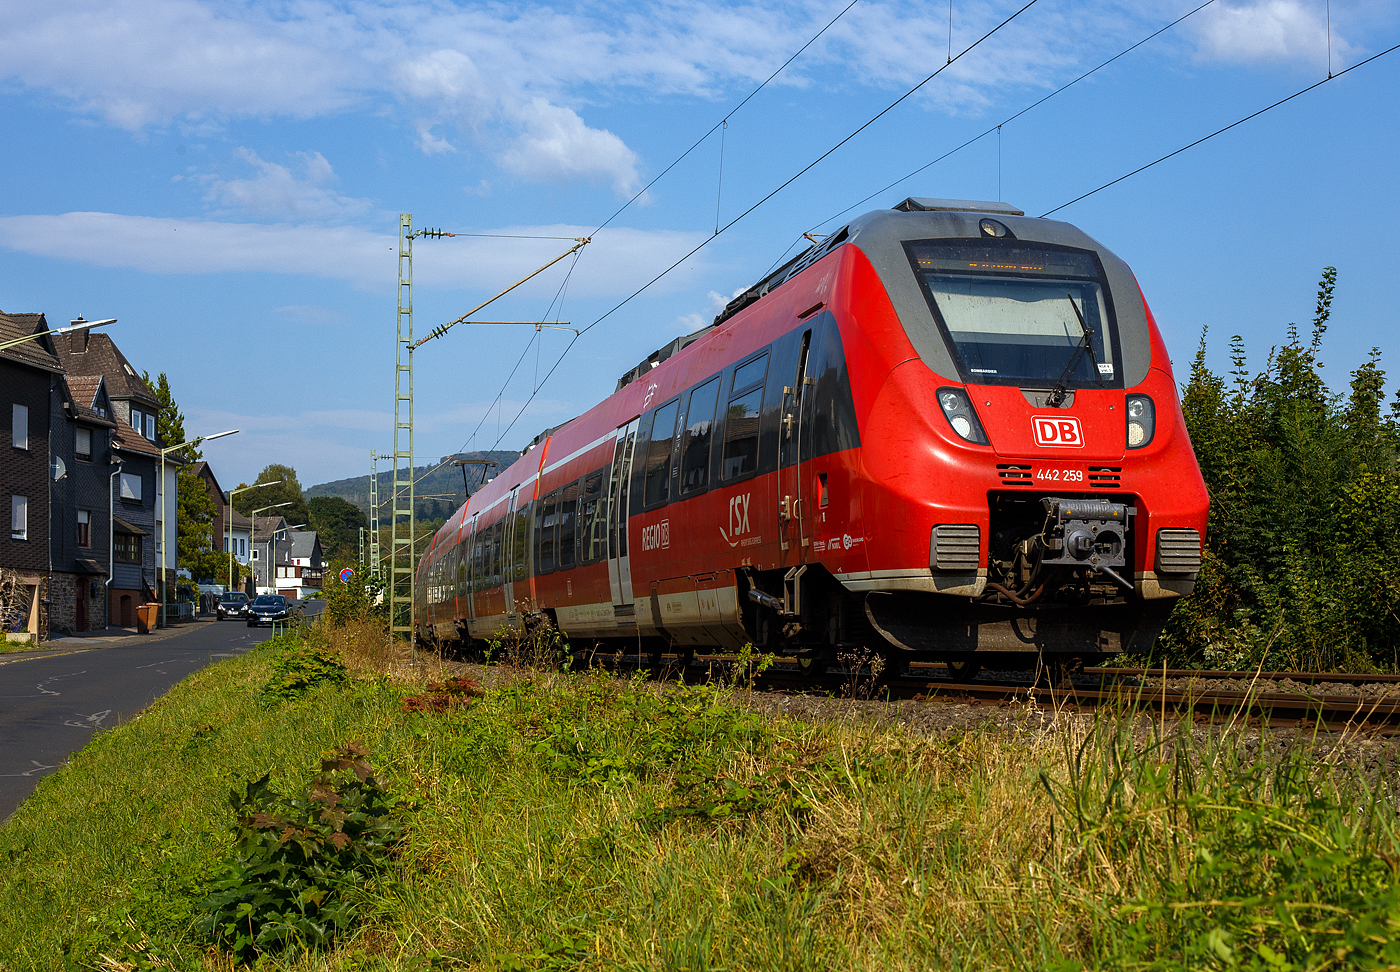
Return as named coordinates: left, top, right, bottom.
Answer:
left=114, top=533, right=141, bottom=564
left=12, top=405, right=27, bottom=450
left=78, top=510, right=91, bottom=548
left=130, top=408, right=143, bottom=435
left=10, top=495, right=27, bottom=540
left=146, top=414, right=156, bottom=441
left=252, top=548, right=258, bottom=560
left=119, top=472, right=142, bottom=501
left=76, top=427, right=92, bottom=461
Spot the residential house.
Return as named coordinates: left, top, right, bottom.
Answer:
left=227, top=506, right=252, bottom=594
left=51, top=331, right=173, bottom=625
left=48, top=374, right=118, bottom=633
left=278, top=530, right=324, bottom=599
left=0, top=311, right=60, bottom=641
left=250, top=514, right=290, bottom=595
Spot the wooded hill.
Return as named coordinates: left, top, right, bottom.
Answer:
left=306, top=451, right=520, bottom=524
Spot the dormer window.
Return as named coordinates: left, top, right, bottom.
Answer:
left=76, top=427, right=92, bottom=461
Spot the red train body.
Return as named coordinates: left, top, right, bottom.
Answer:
left=415, top=198, right=1208, bottom=670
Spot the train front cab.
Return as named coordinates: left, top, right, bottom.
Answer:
left=839, top=198, right=1209, bottom=673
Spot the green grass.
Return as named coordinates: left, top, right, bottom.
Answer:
left=3, top=633, right=1400, bottom=971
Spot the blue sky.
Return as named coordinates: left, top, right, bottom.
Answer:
left=2, top=0, right=1397, bottom=488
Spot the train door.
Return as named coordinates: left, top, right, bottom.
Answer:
left=607, top=418, right=640, bottom=607
left=778, top=329, right=814, bottom=558
left=502, top=488, right=520, bottom=616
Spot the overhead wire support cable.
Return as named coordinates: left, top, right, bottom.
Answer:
left=412, top=238, right=589, bottom=349
left=1041, top=40, right=1400, bottom=217
left=798, top=0, right=1220, bottom=241
left=482, top=0, right=1044, bottom=453
left=591, top=0, right=862, bottom=236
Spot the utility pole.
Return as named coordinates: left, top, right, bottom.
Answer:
left=390, top=214, right=416, bottom=649
left=368, top=449, right=381, bottom=576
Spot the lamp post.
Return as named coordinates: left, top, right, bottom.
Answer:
left=158, top=429, right=238, bottom=627
left=0, top=316, right=115, bottom=352
left=227, top=479, right=284, bottom=597
left=250, top=502, right=294, bottom=594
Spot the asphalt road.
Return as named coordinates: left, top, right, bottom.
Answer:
left=0, top=619, right=279, bottom=821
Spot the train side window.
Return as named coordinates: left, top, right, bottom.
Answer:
left=557, top=479, right=580, bottom=569
left=512, top=501, right=531, bottom=581
left=579, top=473, right=604, bottom=562
left=732, top=353, right=768, bottom=394
left=538, top=491, right=559, bottom=573
left=498, top=518, right=509, bottom=585
left=643, top=398, right=681, bottom=507
left=472, top=528, right=484, bottom=593
left=721, top=356, right=768, bottom=482
left=680, top=377, right=720, bottom=495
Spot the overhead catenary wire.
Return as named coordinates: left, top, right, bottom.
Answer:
left=1040, top=40, right=1400, bottom=217
left=416, top=2, right=865, bottom=486
left=779, top=0, right=1220, bottom=259
left=591, top=0, right=863, bottom=237
left=479, top=0, right=1045, bottom=453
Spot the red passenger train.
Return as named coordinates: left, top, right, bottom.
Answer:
left=415, top=197, right=1208, bottom=676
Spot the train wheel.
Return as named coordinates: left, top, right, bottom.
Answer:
left=796, top=652, right=830, bottom=676
left=946, top=659, right=982, bottom=682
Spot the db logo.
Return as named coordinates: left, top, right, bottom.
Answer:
left=641, top=520, right=670, bottom=552
left=1032, top=415, right=1085, bottom=448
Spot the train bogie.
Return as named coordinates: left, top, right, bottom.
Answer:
left=417, top=197, right=1209, bottom=673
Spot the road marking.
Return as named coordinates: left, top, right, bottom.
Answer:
left=0, top=760, right=62, bottom=778
left=0, top=647, right=100, bottom=667
left=63, top=710, right=111, bottom=730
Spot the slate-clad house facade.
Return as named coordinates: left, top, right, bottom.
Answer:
left=48, top=374, right=118, bottom=633
left=0, top=312, right=59, bottom=640
left=52, top=331, right=167, bottom=626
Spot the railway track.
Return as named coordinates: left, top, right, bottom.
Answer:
left=588, top=653, right=1400, bottom=735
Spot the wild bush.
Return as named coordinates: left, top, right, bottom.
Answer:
left=1165, top=267, right=1400, bottom=670
left=259, top=639, right=348, bottom=706
left=197, top=743, right=404, bottom=959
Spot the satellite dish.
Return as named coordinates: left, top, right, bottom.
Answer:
left=51, top=456, right=67, bottom=482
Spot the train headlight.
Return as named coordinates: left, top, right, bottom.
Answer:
left=1126, top=394, right=1155, bottom=449
left=936, top=387, right=990, bottom=445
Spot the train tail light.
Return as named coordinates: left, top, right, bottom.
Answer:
left=1126, top=394, right=1155, bottom=448
left=937, top=387, right=989, bottom=445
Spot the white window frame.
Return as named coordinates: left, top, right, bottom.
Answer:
left=11, top=494, right=27, bottom=540
left=12, top=404, right=28, bottom=450
left=145, top=414, right=156, bottom=441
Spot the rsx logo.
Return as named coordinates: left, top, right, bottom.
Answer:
left=1032, top=415, right=1085, bottom=448
left=719, top=493, right=751, bottom=548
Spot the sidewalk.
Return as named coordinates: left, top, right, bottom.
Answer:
left=0, top=618, right=219, bottom=658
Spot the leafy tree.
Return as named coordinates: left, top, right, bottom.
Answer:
left=142, top=370, right=198, bottom=460
left=308, top=496, right=367, bottom=564
left=1163, top=268, right=1400, bottom=670
left=233, top=464, right=309, bottom=528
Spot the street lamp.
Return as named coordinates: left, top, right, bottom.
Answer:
left=0, top=316, right=115, bottom=353
left=159, top=429, right=238, bottom=627
left=250, top=502, right=294, bottom=594
left=227, top=479, right=284, bottom=597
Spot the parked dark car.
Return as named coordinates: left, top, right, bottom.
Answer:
left=247, top=594, right=297, bottom=627
left=217, top=592, right=250, bottom=620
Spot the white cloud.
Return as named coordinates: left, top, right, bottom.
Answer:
left=0, top=212, right=710, bottom=296
left=1191, top=0, right=1355, bottom=67
left=414, top=121, right=457, bottom=155
left=201, top=148, right=371, bottom=220
left=496, top=99, right=641, bottom=196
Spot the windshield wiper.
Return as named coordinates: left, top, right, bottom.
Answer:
left=1046, top=293, right=1104, bottom=407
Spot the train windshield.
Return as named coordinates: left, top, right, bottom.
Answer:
left=905, top=240, right=1121, bottom=388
